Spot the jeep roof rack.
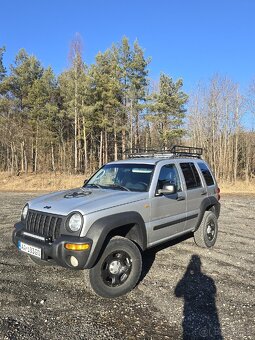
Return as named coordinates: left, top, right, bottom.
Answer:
left=171, top=145, right=203, bottom=158
left=127, top=145, right=203, bottom=159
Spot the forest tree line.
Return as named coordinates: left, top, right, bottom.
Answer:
left=0, top=36, right=254, bottom=182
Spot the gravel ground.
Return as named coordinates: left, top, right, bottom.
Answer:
left=0, top=192, right=254, bottom=340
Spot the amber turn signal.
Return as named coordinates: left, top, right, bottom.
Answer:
left=64, top=243, right=90, bottom=251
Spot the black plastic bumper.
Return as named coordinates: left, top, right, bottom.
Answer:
left=12, top=222, right=93, bottom=270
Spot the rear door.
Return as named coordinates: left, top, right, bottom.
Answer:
left=178, top=161, right=206, bottom=232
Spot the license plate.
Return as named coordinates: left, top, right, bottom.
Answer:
left=18, top=241, right=42, bottom=259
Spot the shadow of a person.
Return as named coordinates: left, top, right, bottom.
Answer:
left=175, top=255, right=223, bottom=340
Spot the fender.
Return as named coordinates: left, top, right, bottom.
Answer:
left=195, top=196, right=221, bottom=231
left=85, top=211, right=147, bottom=268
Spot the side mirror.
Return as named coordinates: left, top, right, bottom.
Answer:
left=157, top=183, right=176, bottom=195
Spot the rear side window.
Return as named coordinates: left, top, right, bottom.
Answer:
left=198, top=162, right=215, bottom=186
left=180, top=162, right=202, bottom=190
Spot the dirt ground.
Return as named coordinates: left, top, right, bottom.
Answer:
left=0, top=192, right=254, bottom=339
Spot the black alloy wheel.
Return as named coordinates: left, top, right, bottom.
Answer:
left=101, top=250, right=132, bottom=287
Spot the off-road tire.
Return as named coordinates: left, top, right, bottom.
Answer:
left=89, top=237, right=142, bottom=298
left=194, top=211, right=218, bottom=248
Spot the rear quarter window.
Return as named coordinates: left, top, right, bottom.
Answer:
left=197, top=162, right=215, bottom=186
left=180, top=162, right=202, bottom=190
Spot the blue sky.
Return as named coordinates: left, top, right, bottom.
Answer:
left=1, top=0, right=255, bottom=95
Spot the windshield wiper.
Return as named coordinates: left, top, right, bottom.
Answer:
left=85, top=183, right=103, bottom=189
left=105, top=184, right=130, bottom=191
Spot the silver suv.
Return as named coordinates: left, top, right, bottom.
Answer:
left=13, top=146, right=220, bottom=298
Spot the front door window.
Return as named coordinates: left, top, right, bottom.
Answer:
left=157, top=164, right=182, bottom=193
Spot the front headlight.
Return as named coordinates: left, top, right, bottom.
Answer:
left=21, top=204, right=29, bottom=220
left=68, top=213, right=83, bottom=232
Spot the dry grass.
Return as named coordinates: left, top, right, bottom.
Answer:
left=0, top=172, right=254, bottom=194
left=0, top=172, right=86, bottom=192
left=218, top=180, right=255, bottom=195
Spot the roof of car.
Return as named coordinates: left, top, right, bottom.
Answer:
left=108, top=157, right=202, bottom=166
left=107, top=147, right=204, bottom=165
left=108, top=158, right=159, bottom=165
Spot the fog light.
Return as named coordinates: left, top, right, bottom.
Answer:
left=70, top=256, right=79, bottom=267
left=64, top=243, right=90, bottom=251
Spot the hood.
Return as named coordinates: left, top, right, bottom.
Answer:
left=28, top=188, right=147, bottom=216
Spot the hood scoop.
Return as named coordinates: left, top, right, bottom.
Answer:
left=64, top=189, right=92, bottom=199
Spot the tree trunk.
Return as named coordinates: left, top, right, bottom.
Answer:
left=130, top=99, right=133, bottom=152
left=24, top=152, right=28, bottom=174
left=122, top=128, right=126, bottom=159
left=83, top=117, right=88, bottom=174
left=245, top=137, right=251, bottom=183
left=34, top=123, right=39, bottom=173
left=135, top=106, right=139, bottom=150
left=51, top=142, right=55, bottom=172
left=21, top=141, right=24, bottom=173
left=74, top=65, right=78, bottom=173
left=89, top=135, right=94, bottom=174
left=99, top=130, right=103, bottom=168
left=114, top=122, right=118, bottom=161
left=104, top=129, right=108, bottom=164
left=10, top=142, right=15, bottom=175
left=6, top=146, right=10, bottom=173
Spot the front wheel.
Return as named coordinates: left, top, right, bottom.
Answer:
left=194, top=211, right=218, bottom=248
left=89, top=237, right=142, bottom=298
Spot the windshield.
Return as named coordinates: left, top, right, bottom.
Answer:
left=85, top=163, right=155, bottom=192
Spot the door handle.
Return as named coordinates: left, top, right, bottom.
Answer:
left=177, top=196, right=185, bottom=201
left=201, top=191, right=207, bottom=196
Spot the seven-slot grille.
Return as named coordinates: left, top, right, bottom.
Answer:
left=25, top=210, right=62, bottom=240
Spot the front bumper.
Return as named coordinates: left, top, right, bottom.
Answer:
left=12, top=222, right=93, bottom=270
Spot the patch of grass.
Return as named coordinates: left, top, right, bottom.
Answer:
left=218, top=180, right=255, bottom=194
left=0, top=172, right=86, bottom=192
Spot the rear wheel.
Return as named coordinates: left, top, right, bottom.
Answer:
left=89, top=237, right=142, bottom=298
left=194, top=211, right=218, bottom=248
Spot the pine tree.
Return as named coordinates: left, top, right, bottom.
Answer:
left=117, top=37, right=132, bottom=155
left=147, top=74, right=188, bottom=149
left=129, top=40, right=150, bottom=149
left=90, top=49, right=123, bottom=165
left=0, top=49, right=45, bottom=173
left=59, top=35, right=88, bottom=173
left=117, top=37, right=150, bottom=153
left=27, top=67, right=59, bottom=171
left=7, top=49, right=43, bottom=117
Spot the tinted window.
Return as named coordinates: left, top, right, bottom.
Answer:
left=157, top=164, right=182, bottom=192
left=180, top=162, right=202, bottom=190
left=198, top=162, right=214, bottom=186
